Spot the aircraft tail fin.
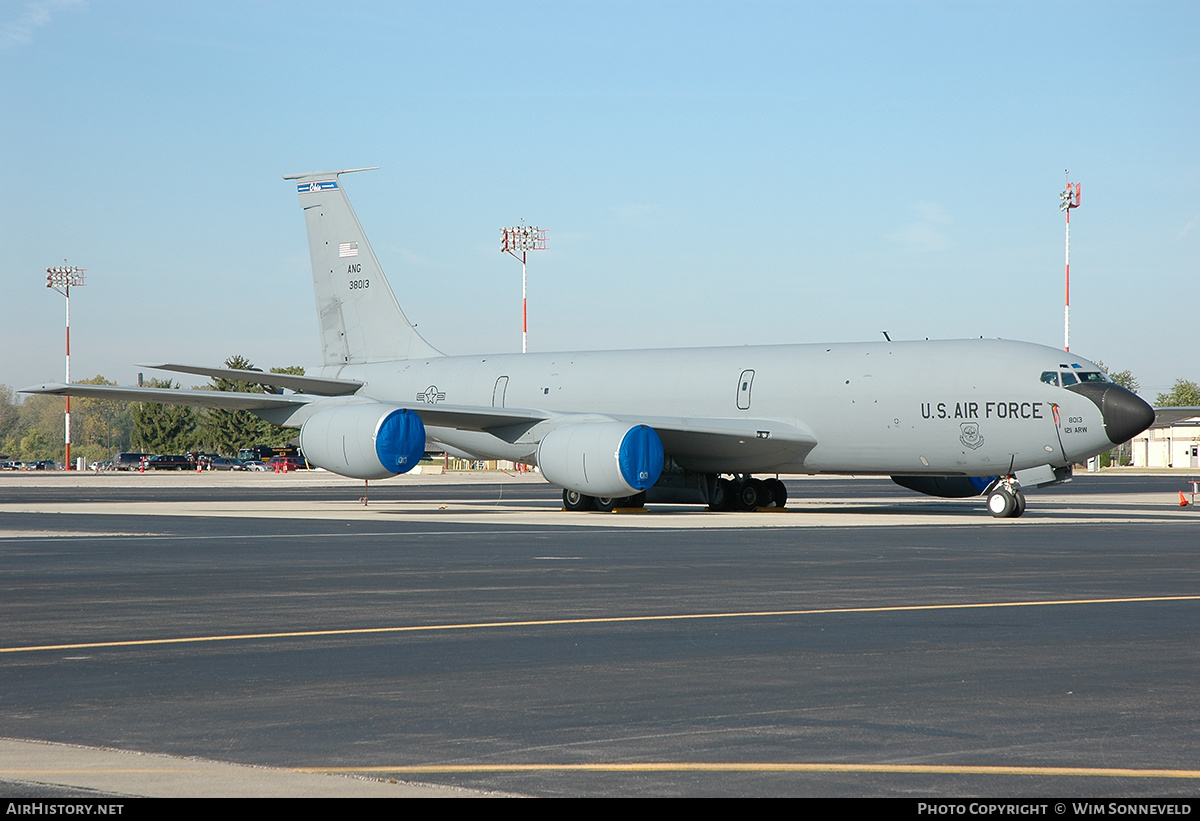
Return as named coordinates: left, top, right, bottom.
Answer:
left=286, top=168, right=442, bottom=365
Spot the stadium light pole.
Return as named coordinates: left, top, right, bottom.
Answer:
left=45, top=262, right=87, bottom=469
left=500, top=221, right=547, bottom=353
left=1059, top=172, right=1081, bottom=352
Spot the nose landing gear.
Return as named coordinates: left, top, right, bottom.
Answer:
left=986, top=479, right=1026, bottom=518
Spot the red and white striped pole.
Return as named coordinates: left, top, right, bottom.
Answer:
left=1059, top=173, right=1081, bottom=352
left=46, top=263, right=86, bottom=469
left=65, top=285, right=71, bottom=467
left=521, top=249, right=528, bottom=354
left=501, top=222, right=546, bottom=354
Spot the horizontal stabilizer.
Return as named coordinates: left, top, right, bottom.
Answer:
left=141, top=363, right=362, bottom=396
left=21, top=382, right=315, bottom=411
left=1152, top=406, right=1200, bottom=427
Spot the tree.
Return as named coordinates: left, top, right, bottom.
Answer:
left=1154, top=379, right=1200, bottom=408
left=2, top=377, right=134, bottom=464
left=1093, top=362, right=1143, bottom=467
left=197, top=356, right=305, bottom=455
left=19, top=429, right=55, bottom=462
left=0, top=385, right=19, bottom=449
left=131, top=379, right=198, bottom=454
left=72, top=375, right=133, bottom=462
left=12, top=393, right=67, bottom=462
left=1094, top=361, right=1140, bottom=395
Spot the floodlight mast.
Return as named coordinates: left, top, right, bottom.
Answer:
left=500, top=221, right=547, bottom=353
left=45, top=262, right=87, bottom=469
left=1059, top=171, right=1081, bottom=352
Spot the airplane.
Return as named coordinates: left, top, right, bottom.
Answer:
left=24, top=168, right=1157, bottom=518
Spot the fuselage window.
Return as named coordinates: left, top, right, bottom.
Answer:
left=1077, top=371, right=1108, bottom=383
left=1060, top=372, right=1078, bottom=387
left=1041, top=371, right=1059, bottom=386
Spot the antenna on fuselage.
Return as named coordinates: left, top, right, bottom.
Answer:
left=881, top=331, right=891, bottom=342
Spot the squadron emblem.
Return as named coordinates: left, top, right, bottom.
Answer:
left=959, top=421, right=984, bottom=450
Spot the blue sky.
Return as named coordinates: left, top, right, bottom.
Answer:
left=2, top=1, right=1196, bottom=398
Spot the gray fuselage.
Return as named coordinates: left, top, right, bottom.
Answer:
left=307, top=338, right=1112, bottom=477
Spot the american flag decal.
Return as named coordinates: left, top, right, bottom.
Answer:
left=339, top=242, right=359, bottom=258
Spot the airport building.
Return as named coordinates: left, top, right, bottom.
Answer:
left=1131, top=417, right=1200, bottom=468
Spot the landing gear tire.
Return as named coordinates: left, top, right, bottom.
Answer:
left=737, top=478, right=767, bottom=511
left=620, top=492, right=647, bottom=509
left=764, top=478, right=787, bottom=508
left=987, top=486, right=1019, bottom=518
left=563, top=489, right=595, bottom=512
left=1012, top=488, right=1026, bottom=518
left=593, top=496, right=617, bottom=513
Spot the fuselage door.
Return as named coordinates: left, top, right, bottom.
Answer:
left=492, top=376, right=509, bottom=408
left=736, top=369, right=755, bottom=410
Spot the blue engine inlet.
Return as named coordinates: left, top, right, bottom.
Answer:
left=375, top=409, right=426, bottom=474
left=617, top=425, right=664, bottom=491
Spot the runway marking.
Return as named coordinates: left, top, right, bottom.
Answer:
left=0, top=768, right=236, bottom=774
left=2, top=763, right=1199, bottom=780
left=293, top=762, right=1200, bottom=779
left=2, top=594, right=1197, bottom=656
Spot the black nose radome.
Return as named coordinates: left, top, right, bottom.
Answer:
left=1066, top=383, right=1156, bottom=444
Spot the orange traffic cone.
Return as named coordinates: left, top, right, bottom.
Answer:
left=1180, top=492, right=1190, bottom=507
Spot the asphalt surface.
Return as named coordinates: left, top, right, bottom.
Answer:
left=0, top=472, right=1197, bottom=797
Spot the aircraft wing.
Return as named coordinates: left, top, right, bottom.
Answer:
left=618, top=414, right=818, bottom=472
left=21, top=382, right=315, bottom=411
left=403, top=403, right=815, bottom=450
left=22, top=378, right=817, bottom=470
left=405, top=403, right=553, bottom=432
left=1151, top=407, right=1200, bottom=427
left=409, top=403, right=817, bottom=472
left=140, top=363, right=363, bottom=395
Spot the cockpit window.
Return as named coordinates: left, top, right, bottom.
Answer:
left=1060, top=372, right=1078, bottom=386
left=1040, top=371, right=1059, bottom=386
left=1077, top=371, right=1108, bottom=383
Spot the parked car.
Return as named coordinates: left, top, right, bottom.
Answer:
left=114, top=453, right=150, bottom=471
left=144, top=454, right=193, bottom=471
left=206, top=457, right=248, bottom=471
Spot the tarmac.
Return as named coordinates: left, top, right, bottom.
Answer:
left=1, top=469, right=1197, bottom=797
left=0, top=738, right=492, bottom=797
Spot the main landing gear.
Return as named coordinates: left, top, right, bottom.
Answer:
left=563, top=489, right=646, bottom=512
left=708, top=476, right=787, bottom=512
left=561, top=475, right=788, bottom=512
left=986, top=478, right=1026, bottom=519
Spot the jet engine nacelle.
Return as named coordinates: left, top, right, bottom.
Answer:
left=299, top=404, right=426, bottom=480
left=536, top=422, right=664, bottom=498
